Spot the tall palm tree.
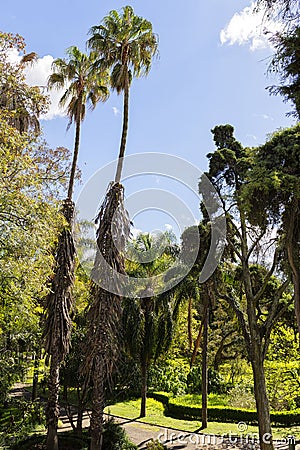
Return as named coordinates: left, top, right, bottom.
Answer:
left=48, top=46, right=110, bottom=199
left=44, top=47, right=109, bottom=450
left=88, top=5, right=158, bottom=182
left=82, top=8, right=158, bottom=450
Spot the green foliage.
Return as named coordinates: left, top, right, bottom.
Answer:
left=88, top=6, right=158, bottom=93
left=0, top=398, right=45, bottom=447
left=149, top=391, right=300, bottom=426
left=48, top=46, right=109, bottom=129
left=227, top=384, right=256, bottom=409
left=149, top=359, right=189, bottom=395
left=0, top=32, right=71, bottom=405
left=102, top=418, right=138, bottom=450
left=146, top=440, right=167, bottom=450
left=268, top=27, right=300, bottom=118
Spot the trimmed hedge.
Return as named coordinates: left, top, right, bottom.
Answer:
left=149, top=392, right=300, bottom=426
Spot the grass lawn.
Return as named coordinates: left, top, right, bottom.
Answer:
left=104, top=397, right=300, bottom=440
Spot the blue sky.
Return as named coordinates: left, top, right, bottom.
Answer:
left=2, top=0, right=295, bottom=236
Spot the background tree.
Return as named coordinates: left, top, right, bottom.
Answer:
left=123, top=232, right=177, bottom=417
left=204, top=124, right=293, bottom=450
left=0, top=33, right=71, bottom=407
left=245, top=124, right=300, bottom=338
left=268, top=27, right=300, bottom=119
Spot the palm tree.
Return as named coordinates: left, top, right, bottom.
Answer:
left=43, top=47, right=109, bottom=450
left=88, top=5, right=158, bottom=182
left=124, top=232, right=178, bottom=417
left=82, top=8, right=158, bottom=449
left=48, top=46, right=110, bottom=199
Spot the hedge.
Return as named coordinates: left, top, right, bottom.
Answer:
left=149, top=392, right=300, bottom=426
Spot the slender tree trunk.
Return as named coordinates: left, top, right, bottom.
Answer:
left=140, top=360, right=148, bottom=418
left=76, top=407, right=84, bottom=436
left=239, top=205, right=274, bottom=450
left=286, top=200, right=300, bottom=338
left=67, top=107, right=82, bottom=200
left=46, top=353, right=60, bottom=450
left=188, top=298, right=193, bottom=351
left=201, top=307, right=208, bottom=429
left=90, top=359, right=105, bottom=450
left=115, top=77, right=129, bottom=183
left=32, top=351, right=39, bottom=401
left=251, top=338, right=274, bottom=450
left=190, top=305, right=208, bottom=367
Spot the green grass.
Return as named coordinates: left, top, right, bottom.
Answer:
left=104, top=397, right=300, bottom=440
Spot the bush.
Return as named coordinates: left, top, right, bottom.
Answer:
left=149, top=359, right=189, bottom=395
left=151, top=391, right=300, bottom=426
left=103, top=418, right=138, bottom=450
left=187, top=368, right=227, bottom=395
left=227, top=384, right=256, bottom=409
left=146, top=439, right=167, bottom=449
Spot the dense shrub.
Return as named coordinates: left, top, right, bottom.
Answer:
left=103, top=418, right=138, bottom=450
left=227, top=384, right=256, bottom=409
left=149, top=359, right=189, bottom=395
left=150, top=391, right=300, bottom=426
left=187, top=368, right=228, bottom=394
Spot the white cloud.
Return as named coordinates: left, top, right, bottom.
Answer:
left=253, top=113, right=274, bottom=120
left=5, top=49, right=66, bottom=120
left=24, top=56, right=66, bottom=120
left=220, top=1, right=284, bottom=51
left=112, top=106, right=120, bottom=116
left=165, top=224, right=173, bottom=231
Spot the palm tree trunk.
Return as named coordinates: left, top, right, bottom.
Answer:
left=44, top=200, right=76, bottom=450
left=90, top=358, right=105, bottom=450
left=67, top=110, right=81, bottom=200
left=140, top=359, right=148, bottom=418
left=46, top=352, right=60, bottom=450
left=115, top=76, right=129, bottom=183
left=201, top=307, right=208, bottom=429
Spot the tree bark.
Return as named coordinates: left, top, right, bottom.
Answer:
left=46, top=353, right=60, bottom=450
left=32, top=351, right=39, bottom=401
left=188, top=298, right=193, bottom=351
left=140, top=359, right=148, bottom=418
left=201, top=307, right=208, bottom=429
left=286, top=200, right=300, bottom=339
left=90, top=358, right=105, bottom=450
left=115, top=74, right=129, bottom=183
left=76, top=407, right=84, bottom=436
left=190, top=305, right=208, bottom=367
left=251, top=338, right=274, bottom=450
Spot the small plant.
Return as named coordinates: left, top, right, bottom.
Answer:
left=146, top=439, right=167, bottom=450
left=102, top=418, right=137, bottom=450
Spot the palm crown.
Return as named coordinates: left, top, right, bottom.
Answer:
left=48, top=46, right=109, bottom=129
left=88, top=6, right=158, bottom=94
left=48, top=46, right=109, bottom=199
